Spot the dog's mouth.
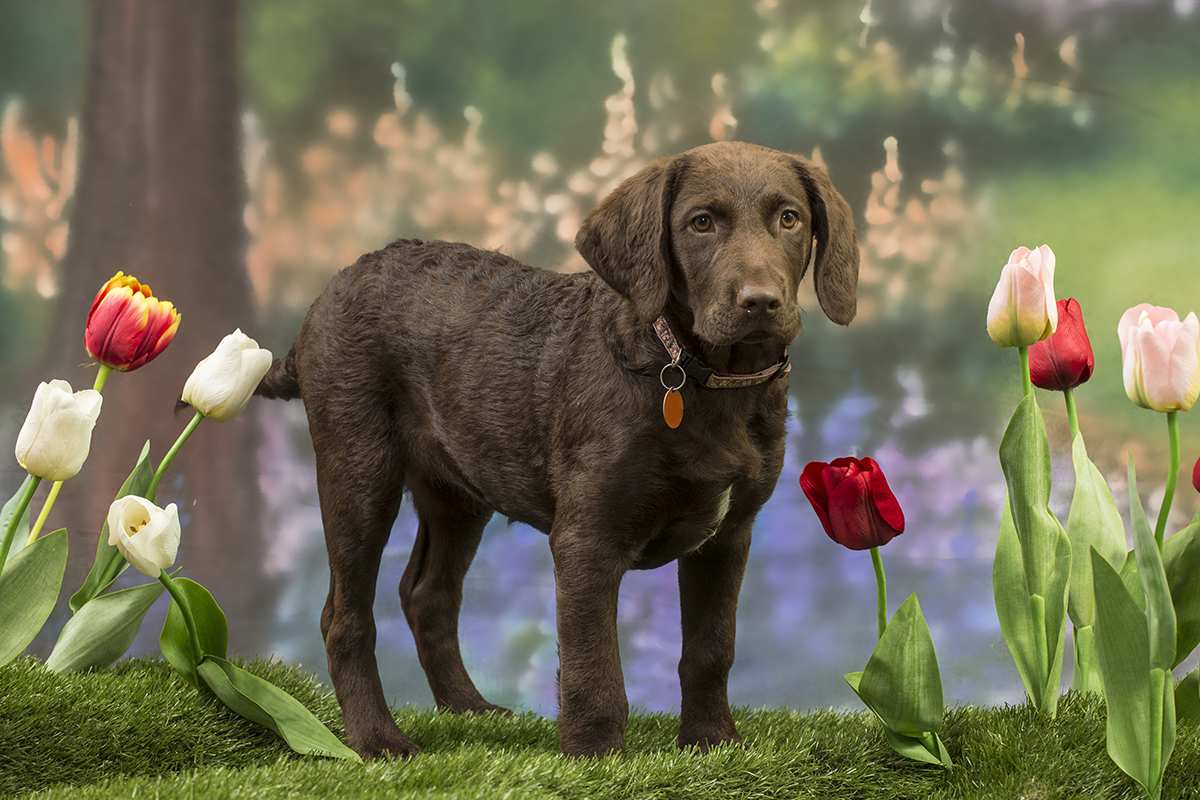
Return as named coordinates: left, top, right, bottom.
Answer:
left=695, top=307, right=802, bottom=348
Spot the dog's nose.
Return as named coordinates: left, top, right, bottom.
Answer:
left=736, top=284, right=782, bottom=315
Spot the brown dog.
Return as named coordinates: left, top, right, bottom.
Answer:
left=255, top=141, right=858, bottom=759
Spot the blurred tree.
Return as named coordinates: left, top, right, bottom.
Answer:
left=43, top=0, right=272, bottom=651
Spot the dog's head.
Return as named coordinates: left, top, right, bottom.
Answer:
left=575, top=141, right=859, bottom=346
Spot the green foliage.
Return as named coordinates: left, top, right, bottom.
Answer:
left=844, top=594, right=951, bottom=767
left=1162, top=515, right=1200, bottom=666
left=993, top=394, right=1071, bottom=716
left=160, top=577, right=229, bottom=686
left=1089, top=461, right=1179, bottom=800
left=1066, top=433, right=1128, bottom=695
left=0, top=528, right=67, bottom=666
left=46, top=580, right=165, bottom=673
left=69, top=441, right=153, bottom=612
left=159, top=577, right=355, bottom=761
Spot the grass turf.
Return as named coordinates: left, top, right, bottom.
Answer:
left=1, top=659, right=1197, bottom=799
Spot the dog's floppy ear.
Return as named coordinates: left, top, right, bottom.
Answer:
left=575, top=158, right=678, bottom=324
left=793, top=156, right=860, bottom=325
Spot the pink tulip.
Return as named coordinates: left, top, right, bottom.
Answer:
left=986, top=245, right=1058, bottom=348
left=1118, top=304, right=1200, bottom=413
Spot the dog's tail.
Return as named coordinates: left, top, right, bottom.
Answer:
left=255, top=346, right=301, bottom=400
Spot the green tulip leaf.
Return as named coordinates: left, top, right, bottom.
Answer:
left=1119, top=550, right=1146, bottom=614
left=47, top=579, right=165, bottom=672
left=1174, top=668, right=1200, bottom=725
left=0, top=475, right=36, bottom=561
left=853, top=594, right=944, bottom=735
left=1091, top=548, right=1175, bottom=800
left=1071, top=625, right=1104, bottom=696
left=845, top=668, right=952, bottom=768
left=1128, top=459, right=1176, bottom=671
left=994, top=496, right=1043, bottom=705
left=1066, top=434, right=1127, bottom=628
left=0, top=528, right=69, bottom=666
left=70, top=441, right=153, bottom=612
left=197, top=656, right=361, bottom=761
left=996, top=394, right=1071, bottom=716
left=160, top=578, right=228, bottom=686
left=1163, top=514, right=1200, bottom=666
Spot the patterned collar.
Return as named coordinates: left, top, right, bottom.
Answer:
left=650, top=316, right=791, bottom=390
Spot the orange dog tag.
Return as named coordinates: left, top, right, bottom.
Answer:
left=663, top=389, right=684, bottom=429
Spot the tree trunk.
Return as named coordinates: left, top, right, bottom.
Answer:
left=45, top=0, right=271, bottom=652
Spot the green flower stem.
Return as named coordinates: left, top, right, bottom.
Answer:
left=26, top=481, right=62, bottom=545
left=146, top=410, right=204, bottom=502
left=870, top=546, right=888, bottom=641
left=0, top=474, right=41, bottom=570
left=159, top=570, right=204, bottom=663
left=1063, top=389, right=1080, bottom=440
left=1018, top=346, right=1033, bottom=397
left=1154, top=411, right=1181, bottom=550
left=27, top=364, right=114, bottom=543
left=93, top=364, right=113, bottom=393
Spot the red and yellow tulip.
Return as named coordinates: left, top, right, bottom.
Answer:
left=84, top=271, right=180, bottom=372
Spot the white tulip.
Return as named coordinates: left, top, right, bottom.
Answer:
left=181, top=329, right=273, bottom=421
left=14, top=380, right=103, bottom=481
left=107, top=495, right=181, bottom=577
left=986, top=244, right=1059, bottom=348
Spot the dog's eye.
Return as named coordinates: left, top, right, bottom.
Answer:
left=780, top=210, right=801, bottom=230
left=690, top=213, right=714, bottom=233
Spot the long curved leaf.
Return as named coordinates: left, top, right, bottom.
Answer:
left=160, top=577, right=228, bottom=686
left=47, top=580, right=164, bottom=672
left=1163, top=515, right=1200, bottom=665
left=197, top=656, right=360, bottom=761
left=0, top=529, right=68, bottom=665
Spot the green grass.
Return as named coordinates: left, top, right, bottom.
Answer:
left=2, top=659, right=1198, bottom=799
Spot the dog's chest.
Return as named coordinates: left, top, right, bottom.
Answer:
left=632, top=483, right=734, bottom=570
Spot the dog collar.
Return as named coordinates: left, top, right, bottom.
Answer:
left=651, top=316, right=791, bottom=391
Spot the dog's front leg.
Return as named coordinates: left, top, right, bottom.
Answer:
left=550, top=524, right=629, bottom=757
left=676, top=517, right=752, bottom=751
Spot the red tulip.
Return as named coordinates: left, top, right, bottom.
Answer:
left=1028, top=298, right=1094, bottom=392
left=1193, top=455, right=1200, bottom=494
left=800, top=457, right=906, bottom=550
left=84, top=271, right=180, bottom=372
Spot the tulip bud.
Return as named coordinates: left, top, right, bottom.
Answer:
left=1028, top=298, right=1095, bottom=392
left=85, top=271, right=180, bottom=372
left=107, top=495, right=181, bottom=577
left=1194, top=455, right=1200, bottom=495
left=180, top=329, right=273, bottom=421
left=1118, top=304, right=1200, bottom=413
left=986, top=245, right=1058, bottom=348
left=800, top=457, right=906, bottom=550
left=15, top=380, right=103, bottom=481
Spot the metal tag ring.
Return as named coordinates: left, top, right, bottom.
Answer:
left=659, top=362, right=686, bottom=392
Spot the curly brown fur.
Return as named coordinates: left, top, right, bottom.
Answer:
left=255, top=141, right=859, bottom=759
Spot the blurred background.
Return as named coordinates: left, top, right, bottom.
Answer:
left=1, top=0, right=1198, bottom=715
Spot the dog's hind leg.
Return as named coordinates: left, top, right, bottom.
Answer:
left=400, top=474, right=508, bottom=715
left=310, top=398, right=418, bottom=760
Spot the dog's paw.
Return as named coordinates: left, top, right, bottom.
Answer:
left=441, top=699, right=513, bottom=716
left=677, top=725, right=743, bottom=753
left=349, top=727, right=422, bottom=760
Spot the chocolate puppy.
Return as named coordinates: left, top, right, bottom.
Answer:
left=255, top=141, right=859, bottom=759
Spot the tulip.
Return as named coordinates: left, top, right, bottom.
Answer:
left=15, top=380, right=103, bottom=482
left=1194, top=455, right=1200, bottom=495
left=802, top=456, right=906, bottom=640
left=84, top=271, right=180, bottom=372
left=986, top=245, right=1058, bottom=349
left=801, top=457, right=906, bottom=551
left=180, top=329, right=273, bottom=421
left=1029, top=298, right=1094, bottom=393
left=107, top=495, right=180, bottom=577
left=1119, top=303, right=1200, bottom=549
left=1118, top=304, right=1200, bottom=414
